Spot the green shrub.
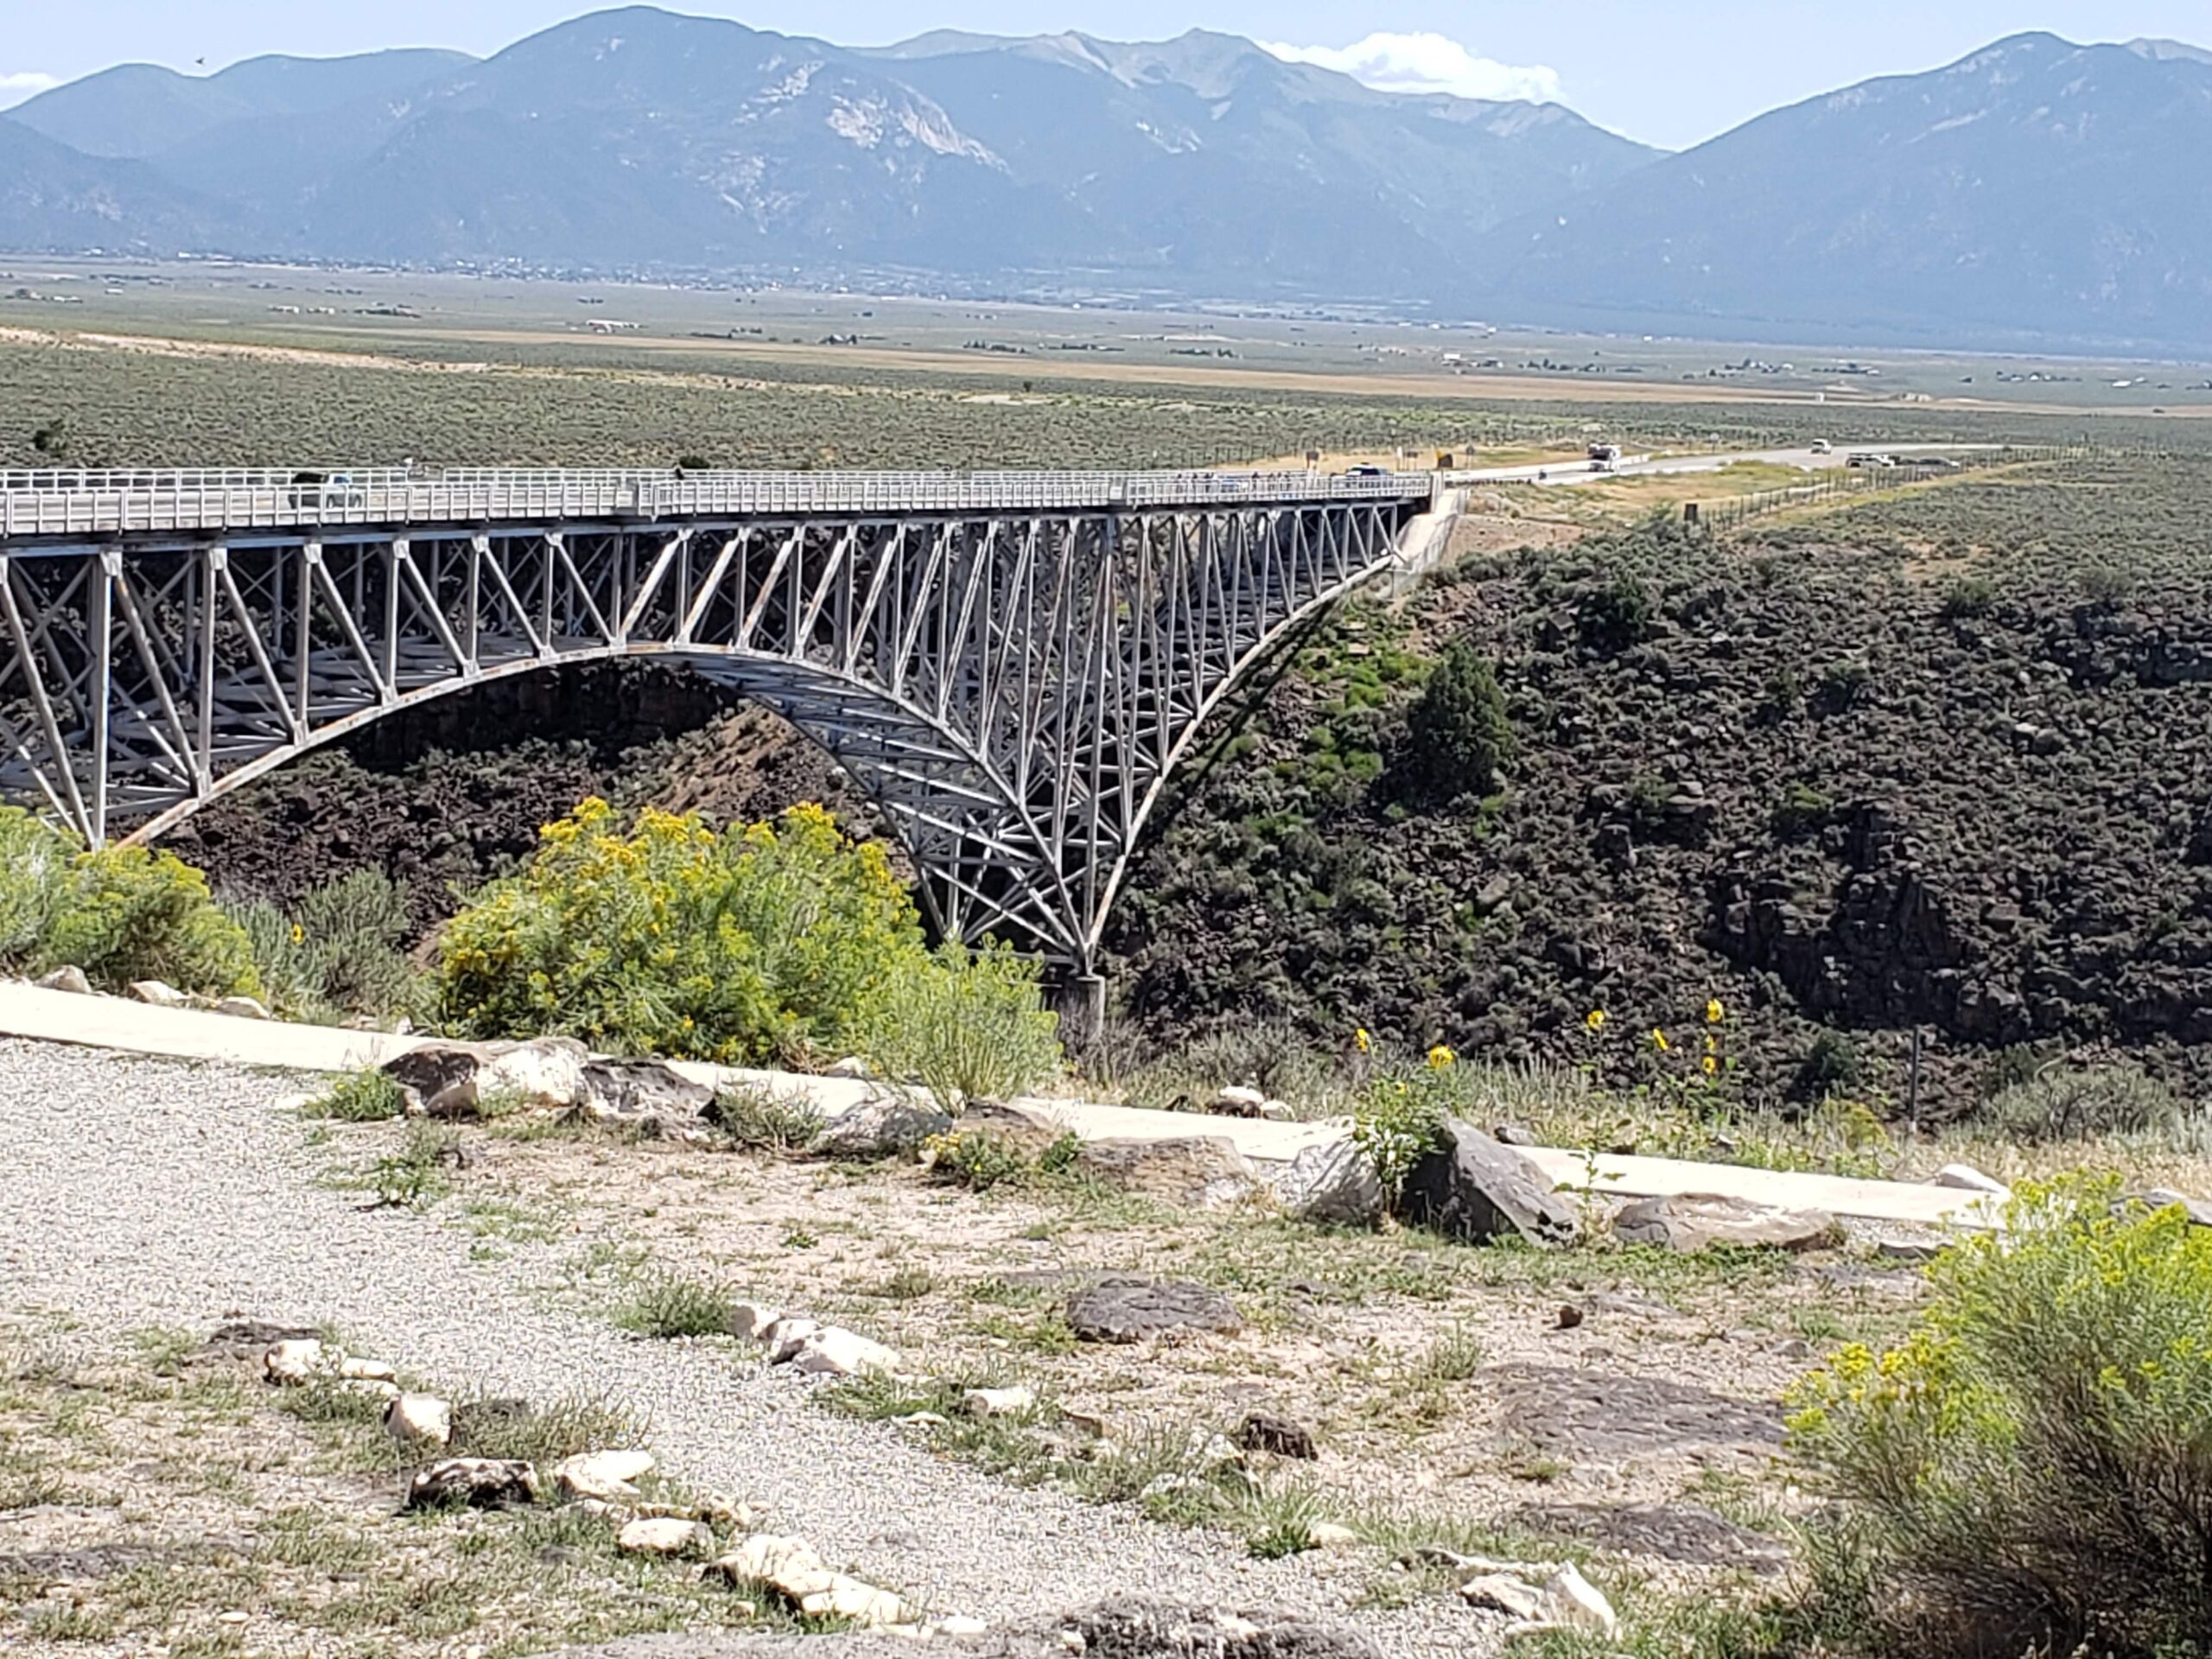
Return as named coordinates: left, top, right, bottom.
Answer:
left=0, top=810, right=73, bottom=968
left=862, top=940, right=1062, bottom=1111
left=302, top=1069, right=407, bottom=1122
left=1937, top=575, right=1997, bottom=618
left=1792, top=1031, right=1861, bottom=1103
left=0, top=809, right=257, bottom=997
left=1787, top=1182, right=2212, bottom=1658
left=709, top=1084, right=825, bottom=1153
left=1403, top=643, right=1515, bottom=801
left=435, top=798, right=928, bottom=1067
left=614, top=1270, right=735, bottom=1338
left=1979, top=1063, right=2184, bottom=1144
left=1351, top=1067, right=1452, bottom=1205
left=1575, top=572, right=1655, bottom=653
left=1768, top=782, right=1836, bottom=838
left=229, top=870, right=421, bottom=1023
left=924, top=1128, right=1038, bottom=1192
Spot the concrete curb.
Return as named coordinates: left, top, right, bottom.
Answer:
left=0, top=979, right=2002, bottom=1230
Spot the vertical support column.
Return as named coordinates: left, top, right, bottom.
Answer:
left=88, top=550, right=116, bottom=844
left=194, top=545, right=219, bottom=797
left=383, top=537, right=405, bottom=700
left=294, top=542, right=317, bottom=729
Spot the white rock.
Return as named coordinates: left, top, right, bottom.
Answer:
left=127, top=980, right=189, bottom=1007
left=760, top=1317, right=823, bottom=1363
left=263, top=1338, right=325, bottom=1383
left=384, top=1393, right=453, bottom=1447
left=478, top=1036, right=590, bottom=1108
left=1462, top=1573, right=1548, bottom=1620
left=338, top=1356, right=397, bottom=1382
left=1211, top=1084, right=1267, bottom=1115
left=617, top=1516, right=714, bottom=1556
left=35, top=965, right=92, bottom=995
left=823, top=1056, right=874, bottom=1079
left=213, top=995, right=273, bottom=1020
left=786, top=1327, right=900, bottom=1377
left=1931, top=1163, right=2011, bottom=1197
left=937, top=1616, right=989, bottom=1637
left=959, top=1386, right=1036, bottom=1418
left=1270, top=1140, right=1384, bottom=1226
left=1307, top=1522, right=1360, bottom=1549
left=555, top=1449, right=658, bottom=1502
left=728, top=1300, right=783, bottom=1343
left=1541, top=1565, right=1618, bottom=1633
left=1257, top=1098, right=1294, bottom=1121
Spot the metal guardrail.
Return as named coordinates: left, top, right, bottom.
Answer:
left=0, top=467, right=1431, bottom=541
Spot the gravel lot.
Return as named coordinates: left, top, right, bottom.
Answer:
left=0, top=1039, right=1498, bottom=1656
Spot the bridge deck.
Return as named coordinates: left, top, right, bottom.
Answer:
left=0, top=467, right=1431, bottom=544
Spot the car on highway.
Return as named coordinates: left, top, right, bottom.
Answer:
left=1810, top=439, right=1833, bottom=454
left=1344, top=463, right=1391, bottom=478
left=287, top=470, right=367, bottom=510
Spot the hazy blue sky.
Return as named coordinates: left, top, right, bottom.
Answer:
left=5, top=1, right=2209, bottom=149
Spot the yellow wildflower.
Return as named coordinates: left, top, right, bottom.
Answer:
left=1707, top=998, right=1726, bottom=1025
left=289, top=923, right=303, bottom=945
left=1584, top=1009, right=1606, bottom=1033
left=1427, top=1044, right=1456, bottom=1070
left=1651, top=1028, right=1670, bottom=1052
left=1703, top=1054, right=1719, bottom=1076
left=1354, top=1027, right=1372, bottom=1054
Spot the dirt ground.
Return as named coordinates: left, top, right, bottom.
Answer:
left=353, top=1113, right=1938, bottom=1624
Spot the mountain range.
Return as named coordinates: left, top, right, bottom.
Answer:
left=5, top=10, right=2212, bottom=349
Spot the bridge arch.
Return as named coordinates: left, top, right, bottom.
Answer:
left=0, top=470, right=1431, bottom=968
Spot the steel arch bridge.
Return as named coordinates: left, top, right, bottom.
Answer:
left=0, top=467, right=1435, bottom=972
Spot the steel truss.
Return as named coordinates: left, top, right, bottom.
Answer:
left=1, top=495, right=1420, bottom=967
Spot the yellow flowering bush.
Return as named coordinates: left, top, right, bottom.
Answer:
left=1785, top=1179, right=2212, bottom=1656
left=436, top=799, right=1059, bottom=1092
left=0, top=806, right=258, bottom=997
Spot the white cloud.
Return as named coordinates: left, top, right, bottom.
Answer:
left=1260, top=32, right=1561, bottom=104
left=0, top=71, right=60, bottom=109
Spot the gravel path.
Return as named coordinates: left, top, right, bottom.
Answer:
left=0, top=1039, right=1496, bottom=1656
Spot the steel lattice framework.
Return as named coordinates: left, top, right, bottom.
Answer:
left=0, top=467, right=1432, bottom=969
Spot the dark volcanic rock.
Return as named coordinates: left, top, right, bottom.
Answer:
left=1397, top=1122, right=1580, bottom=1247
left=1233, top=1411, right=1319, bottom=1461
left=1066, top=1277, right=1242, bottom=1343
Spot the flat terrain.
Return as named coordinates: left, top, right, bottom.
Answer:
left=0, top=1037, right=1979, bottom=1657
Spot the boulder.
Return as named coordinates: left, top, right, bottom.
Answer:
left=1459, top=1563, right=1618, bottom=1633
left=34, top=965, right=92, bottom=995
left=1233, top=1412, right=1317, bottom=1461
left=710, top=1535, right=910, bottom=1628
left=262, top=1338, right=327, bottom=1384
left=1269, top=1141, right=1383, bottom=1226
left=785, top=1327, right=901, bottom=1377
left=961, top=1099, right=1070, bottom=1155
left=960, top=1387, right=1036, bottom=1418
left=382, top=1045, right=483, bottom=1118
left=213, top=995, right=273, bottom=1020
left=1611, top=1193, right=1840, bottom=1254
left=127, top=980, right=190, bottom=1007
left=1210, top=1085, right=1268, bottom=1117
left=2136, top=1187, right=2212, bottom=1227
left=384, top=1393, right=453, bottom=1447
left=823, top=1057, right=874, bottom=1079
left=338, top=1356, right=397, bottom=1382
left=816, top=1096, right=955, bottom=1160
left=382, top=1037, right=589, bottom=1119
left=728, top=1300, right=784, bottom=1343
left=618, top=1516, right=715, bottom=1556
left=1074, top=1136, right=1259, bottom=1210
left=759, top=1317, right=823, bottom=1363
left=555, top=1449, right=657, bottom=1502
left=1461, top=1573, right=1548, bottom=1620
left=1398, top=1122, right=1580, bottom=1247
left=577, top=1060, right=714, bottom=1130
left=404, top=1458, right=540, bottom=1511
left=1930, top=1163, right=2010, bottom=1198
left=1066, top=1277, right=1241, bottom=1344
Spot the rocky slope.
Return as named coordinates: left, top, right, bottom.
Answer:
left=1104, top=457, right=2212, bottom=1109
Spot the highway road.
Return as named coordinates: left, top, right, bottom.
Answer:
left=1446, top=443, right=1990, bottom=489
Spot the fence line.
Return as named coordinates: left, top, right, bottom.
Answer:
left=1686, top=444, right=2093, bottom=532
